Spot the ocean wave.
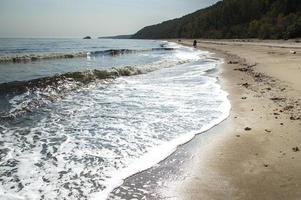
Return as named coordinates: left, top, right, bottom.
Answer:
left=0, top=56, right=231, bottom=200
left=0, top=52, right=88, bottom=63
left=0, top=48, right=175, bottom=63
left=0, top=58, right=185, bottom=121
left=0, top=66, right=157, bottom=95
left=0, top=67, right=140, bottom=120
left=0, top=42, right=231, bottom=200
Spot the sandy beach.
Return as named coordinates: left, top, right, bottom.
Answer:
left=107, top=39, right=301, bottom=199
left=161, top=39, right=301, bottom=200
left=2, top=0, right=301, bottom=199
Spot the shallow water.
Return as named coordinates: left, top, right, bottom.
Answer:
left=0, top=39, right=230, bottom=200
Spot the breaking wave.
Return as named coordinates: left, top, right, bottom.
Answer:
left=0, top=48, right=175, bottom=63
left=0, top=40, right=231, bottom=200
left=0, top=58, right=189, bottom=120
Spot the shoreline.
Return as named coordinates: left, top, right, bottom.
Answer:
left=109, top=39, right=301, bottom=200
left=169, top=39, right=301, bottom=200
left=106, top=42, right=231, bottom=200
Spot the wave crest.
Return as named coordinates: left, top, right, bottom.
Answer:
left=0, top=48, right=175, bottom=63
left=0, top=59, right=181, bottom=120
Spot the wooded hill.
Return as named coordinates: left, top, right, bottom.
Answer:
left=132, top=0, right=301, bottom=39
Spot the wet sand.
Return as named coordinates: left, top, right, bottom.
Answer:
left=109, top=39, right=301, bottom=200
left=167, top=39, right=301, bottom=200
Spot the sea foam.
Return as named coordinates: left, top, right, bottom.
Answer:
left=0, top=42, right=230, bottom=200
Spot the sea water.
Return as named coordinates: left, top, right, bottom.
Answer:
left=0, top=39, right=230, bottom=200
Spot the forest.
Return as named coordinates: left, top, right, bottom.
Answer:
left=132, top=0, right=301, bottom=39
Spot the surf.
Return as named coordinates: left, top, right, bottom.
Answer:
left=0, top=40, right=230, bottom=200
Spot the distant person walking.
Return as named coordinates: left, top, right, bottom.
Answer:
left=193, top=40, right=197, bottom=48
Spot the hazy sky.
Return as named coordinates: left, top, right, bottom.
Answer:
left=0, top=0, right=219, bottom=38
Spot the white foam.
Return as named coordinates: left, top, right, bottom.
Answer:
left=90, top=98, right=230, bottom=200
left=0, top=42, right=231, bottom=200
left=89, top=49, right=231, bottom=200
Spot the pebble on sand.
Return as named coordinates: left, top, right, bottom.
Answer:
left=290, top=50, right=296, bottom=54
left=244, top=127, right=252, bottom=131
left=292, top=147, right=300, bottom=152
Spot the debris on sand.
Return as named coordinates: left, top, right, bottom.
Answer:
left=228, top=61, right=239, bottom=64
left=290, top=50, right=296, bottom=54
left=241, top=97, right=247, bottom=100
left=244, top=127, right=252, bottom=131
left=290, top=116, right=296, bottom=120
left=242, top=83, right=250, bottom=88
left=270, top=97, right=285, bottom=101
left=265, top=129, right=272, bottom=133
left=292, top=147, right=300, bottom=152
left=234, top=68, right=249, bottom=72
left=254, top=73, right=261, bottom=78
left=283, top=105, right=294, bottom=111
left=247, top=63, right=257, bottom=68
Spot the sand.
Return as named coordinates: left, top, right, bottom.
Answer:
left=166, top=39, right=301, bottom=200
left=109, top=39, right=301, bottom=200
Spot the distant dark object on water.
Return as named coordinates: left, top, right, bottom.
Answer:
left=178, top=39, right=182, bottom=42
left=193, top=40, right=197, bottom=48
left=83, top=36, right=92, bottom=39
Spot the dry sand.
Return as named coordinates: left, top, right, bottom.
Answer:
left=166, top=39, right=301, bottom=200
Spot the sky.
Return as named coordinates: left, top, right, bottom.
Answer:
left=0, top=0, right=219, bottom=38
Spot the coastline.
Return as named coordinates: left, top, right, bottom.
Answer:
left=168, top=39, right=301, bottom=200
left=109, top=39, right=301, bottom=200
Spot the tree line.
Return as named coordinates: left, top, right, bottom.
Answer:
left=132, top=0, right=301, bottom=39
